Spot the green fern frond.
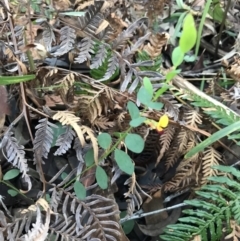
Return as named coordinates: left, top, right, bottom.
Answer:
left=186, top=92, right=240, bottom=143
left=160, top=165, right=240, bottom=241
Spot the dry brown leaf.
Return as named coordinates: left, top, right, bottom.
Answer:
left=95, top=19, right=109, bottom=35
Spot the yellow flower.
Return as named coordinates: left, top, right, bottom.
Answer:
left=156, top=114, right=169, bottom=132
left=144, top=115, right=169, bottom=133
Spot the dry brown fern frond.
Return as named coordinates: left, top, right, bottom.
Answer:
left=156, top=125, right=176, bottom=164
left=184, top=110, right=202, bottom=128
left=163, top=162, right=198, bottom=192
left=124, top=173, right=151, bottom=216
left=52, top=111, right=85, bottom=148
left=141, top=33, right=169, bottom=58
left=74, top=0, right=94, bottom=10
left=55, top=72, right=76, bottom=95
left=165, top=146, right=180, bottom=171
left=93, top=116, right=115, bottom=130
left=200, top=147, right=223, bottom=185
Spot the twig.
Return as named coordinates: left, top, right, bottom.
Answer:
left=120, top=203, right=187, bottom=223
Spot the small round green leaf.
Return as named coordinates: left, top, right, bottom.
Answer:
left=97, top=133, right=112, bottom=149
left=8, top=189, right=18, bottom=197
left=74, top=181, right=86, bottom=200
left=85, top=149, right=95, bottom=167
left=147, top=101, right=163, bottom=110
left=3, top=169, right=20, bottom=180
left=114, top=149, right=134, bottom=175
left=172, top=46, right=184, bottom=67
left=143, top=77, right=153, bottom=97
left=127, top=101, right=140, bottom=120
left=137, top=86, right=152, bottom=105
left=125, top=134, right=144, bottom=153
left=130, top=117, right=147, bottom=127
left=96, top=166, right=108, bottom=189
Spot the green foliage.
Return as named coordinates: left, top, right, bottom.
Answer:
left=97, top=133, right=112, bottom=149
left=160, top=165, right=240, bottom=241
left=179, top=13, right=197, bottom=53
left=125, top=133, right=144, bottom=153
left=96, top=166, right=108, bottom=189
left=3, top=169, right=20, bottom=180
left=90, top=48, right=119, bottom=82
left=0, top=75, right=35, bottom=85
left=208, top=0, right=224, bottom=23
left=137, top=51, right=162, bottom=72
left=73, top=181, right=86, bottom=200
left=172, top=46, right=184, bottom=67
left=85, top=149, right=95, bottom=167
left=187, top=92, right=240, bottom=143
left=114, top=149, right=134, bottom=175
left=7, top=189, right=18, bottom=197
left=120, top=211, right=135, bottom=234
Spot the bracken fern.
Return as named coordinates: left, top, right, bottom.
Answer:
left=160, top=165, right=240, bottom=241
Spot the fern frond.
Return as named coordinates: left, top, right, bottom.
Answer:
left=200, top=147, right=223, bottom=185
left=93, top=116, right=115, bottom=130
left=101, top=54, right=119, bottom=81
left=53, top=26, right=76, bottom=56
left=33, top=118, right=57, bottom=161
left=74, top=37, right=95, bottom=64
left=156, top=125, right=176, bottom=164
left=42, top=21, right=55, bottom=51
left=90, top=43, right=108, bottom=69
left=184, top=110, right=202, bottom=128
left=49, top=188, right=122, bottom=240
left=55, top=72, right=75, bottom=95
left=161, top=165, right=240, bottom=241
left=54, top=126, right=76, bottom=156
left=2, top=131, right=31, bottom=190
left=52, top=111, right=85, bottom=147
left=187, top=92, right=240, bottom=143
left=124, top=173, right=151, bottom=216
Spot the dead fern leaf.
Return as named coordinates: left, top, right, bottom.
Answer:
left=184, top=110, right=202, bottom=128
left=142, top=33, right=169, bottom=58
left=52, top=111, right=86, bottom=148
left=156, top=125, right=176, bottom=164
left=93, top=116, right=115, bottom=130
left=201, top=147, right=223, bottom=185
left=81, top=125, right=98, bottom=164
left=55, top=73, right=75, bottom=95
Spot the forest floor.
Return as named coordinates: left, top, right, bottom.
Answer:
left=0, top=0, right=240, bottom=240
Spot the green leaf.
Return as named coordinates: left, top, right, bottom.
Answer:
left=137, top=86, right=152, bottom=105
left=8, top=189, right=18, bottom=197
left=209, top=3, right=224, bottom=23
left=97, top=133, right=112, bottom=149
left=120, top=211, right=135, bottom=234
left=74, top=181, right=86, bottom=200
left=85, top=149, right=95, bottom=167
left=61, top=172, right=68, bottom=180
left=143, top=77, right=153, bottom=97
left=166, top=69, right=181, bottom=82
left=130, top=117, right=146, bottom=127
left=3, top=169, right=20, bottom=180
left=179, top=13, right=197, bottom=53
left=59, top=11, right=85, bottom=17
left=127, top=101, right=140, bottom=120
left=114, top=149, right=134, bottom=175
left=96, top=166, right=108, bottom=189
left=0, top=75, right=35, bottom=85
left=172, top=46, right=184, bottom=67
left=125, top=134, right=144, bottom=153
left=147, top=101, right=163, bottom=110
left=185, top=120, right=240, bottom=158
